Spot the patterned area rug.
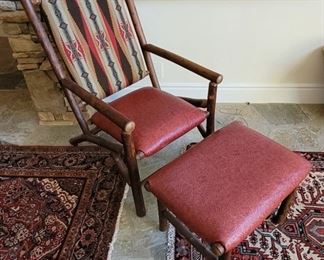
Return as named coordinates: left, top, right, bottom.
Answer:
left=167, top=152, right=324, bottom=260
left=0, top=145, right=126, bottom=259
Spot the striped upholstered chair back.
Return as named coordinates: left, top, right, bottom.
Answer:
left=42, top=0, right=148, bottom=99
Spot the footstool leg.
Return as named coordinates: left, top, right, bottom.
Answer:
left=218, top=252, right=231, bottom=260
left=157, top=200, right=168, bottom=231
left=272, top=189, right=296, bottom=225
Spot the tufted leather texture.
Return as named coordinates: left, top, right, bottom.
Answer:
left=146, top=122, right=312, bottom=252
left=91, top=87, right=208, bottom=157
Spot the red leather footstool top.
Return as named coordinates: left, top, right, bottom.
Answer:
left=146, top=122, right=311, bottom=252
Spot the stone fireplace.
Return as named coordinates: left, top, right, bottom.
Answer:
left=0, top=0, right=89, bottom=125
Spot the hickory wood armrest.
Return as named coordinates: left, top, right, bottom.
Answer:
left=142, top=44, right=223, bottom=84
left=61, top=79, right=135, bottom=133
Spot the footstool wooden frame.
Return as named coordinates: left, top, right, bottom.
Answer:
left=144, top=122, right=311, bottom=260
left=156, top=192, right=296, bottom=259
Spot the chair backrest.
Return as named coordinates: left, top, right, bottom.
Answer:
left=41, top=0, right=149, bottom=99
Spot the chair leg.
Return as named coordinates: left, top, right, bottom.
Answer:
left=122, top=132, right=146, bottom=217
left=272, top=190, right=296, bottom=225
left=157, top=200, right=168, bottom=231
left=128, top=156, right=146, bottom=217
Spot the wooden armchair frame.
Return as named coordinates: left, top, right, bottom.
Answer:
left=21, top=0, right=223, bottom=217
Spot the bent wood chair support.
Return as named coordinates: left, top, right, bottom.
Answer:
left=207, top=82, right=218, bottom=135
left=155, top=190, right=296, bottom=260
left=198, top=124, right=208, bottom=138
left=125, top=0, right=160, bottom=90
left=21, top=0, right=223, bottom=217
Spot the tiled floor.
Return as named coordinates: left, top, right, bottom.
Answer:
left=1, top=88, right=323, bottom=259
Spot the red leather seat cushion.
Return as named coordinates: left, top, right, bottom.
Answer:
left=91, top=87, right=207, bottom=157
left=146, top=122, right=311, bottom=251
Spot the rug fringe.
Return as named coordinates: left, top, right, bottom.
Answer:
left=166, top=224, right=176, bottom=260
left=107, top=184, right=129, bottom=260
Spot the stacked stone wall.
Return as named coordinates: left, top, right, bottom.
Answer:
left=0, top=0, right=88, bottom=125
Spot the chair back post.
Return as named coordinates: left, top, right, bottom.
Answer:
left=126, top=0, right=161, bottom=89
left=21, top=0, right=65, bottom=80
left=62, top=88, right=90, bottom=133
left=21, top=0, right=90, bottom=134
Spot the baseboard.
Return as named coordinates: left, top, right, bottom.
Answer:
left=161, top=83, right=324, bottom=104
left=104, top=82, right=324, bottom=104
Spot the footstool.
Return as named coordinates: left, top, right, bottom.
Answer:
left=144, top=122, right=311, bottom=259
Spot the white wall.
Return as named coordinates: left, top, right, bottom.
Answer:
left=136, top=0, right=324, bottom=103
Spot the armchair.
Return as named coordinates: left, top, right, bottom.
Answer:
left=21, top=0, right=223, bottom=217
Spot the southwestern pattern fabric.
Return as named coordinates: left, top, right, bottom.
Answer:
left=42, top=0, right=148, bottom=98
left=167, top=152, right=324, bottom=260
left=0, top=146, right=126, bottom=259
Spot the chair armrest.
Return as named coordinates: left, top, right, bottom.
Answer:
left=61, top=78, right=135, bottom=133
left=142, top=44, right=223, bottom=84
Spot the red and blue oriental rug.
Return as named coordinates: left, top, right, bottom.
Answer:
left=0, top=145, right=126, bottom=259
left=167, top=152, right=324, bottom=260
